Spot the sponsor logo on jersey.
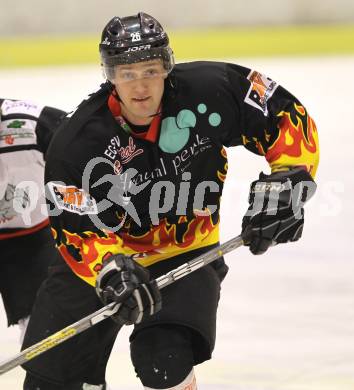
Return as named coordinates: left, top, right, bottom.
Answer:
left=244, top=70, right=278, bottom=116
left=159, top=105, right=221, bottom=154
left=0, top=183, right=30, bottom=223
left=4, top=135, right=14, bottom=145
left=1, top=99, right=43, bottom=117
left=104, top=135, right=144, bottom=174
left=131, top=157, right=168, bottom=186
left=48, top=183, right=98, bottom=215
left=0, top=118, right=37, bottom=147
left=170, top=133, right=212, bottom=175
left=7, top=120, right=26, bottom=129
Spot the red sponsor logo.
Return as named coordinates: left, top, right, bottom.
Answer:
left=114, top=136, right=143, bottom=174
left=5, top=135, right=14, bottom=145
left=119, top=136, right=143, bottom=164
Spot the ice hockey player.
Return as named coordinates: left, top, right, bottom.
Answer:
left=0, top=98, right=65, bottom=342
left=21, top=12, right=319, bottom=390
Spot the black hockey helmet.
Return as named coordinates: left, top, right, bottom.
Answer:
left=99, top=12, right=174, bottom=82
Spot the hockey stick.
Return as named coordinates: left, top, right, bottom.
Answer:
left=0, top=234, right=244, bottom=375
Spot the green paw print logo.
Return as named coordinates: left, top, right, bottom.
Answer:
left=159, top=104, right=222, bottom=153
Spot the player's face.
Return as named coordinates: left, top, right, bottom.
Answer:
left=114, top=59, right=167, bottom=125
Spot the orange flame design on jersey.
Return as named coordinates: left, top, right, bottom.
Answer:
left=52, top=212, right=219, bottom=285
left=120, top=211, right=219, bottom=266
left=254, top=137, right=266, bottom=156
left=217, top=147, right=228, bottom=182
left=55, top=230, right=123, bottom=285
left=266, top=104, right=319, bottom=177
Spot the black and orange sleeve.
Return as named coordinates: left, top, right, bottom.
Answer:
left=224, top=63, right=319, bottom=178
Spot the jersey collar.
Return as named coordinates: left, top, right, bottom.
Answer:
left=108, top=93, right=161, bottom=143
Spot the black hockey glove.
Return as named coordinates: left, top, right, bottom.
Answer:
left=242, top=167, right=316, bottom=255
left=95, top=254, right=161, bottom=325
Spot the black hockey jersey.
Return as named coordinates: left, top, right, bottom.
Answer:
left=45, top=61, right=319, bottom=286
left=0, top=98, right=65, bottom=239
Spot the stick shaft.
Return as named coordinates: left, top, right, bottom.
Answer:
left=156, top=235, right=243, bottom=289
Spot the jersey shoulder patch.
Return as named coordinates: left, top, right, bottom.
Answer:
left=244, top=70, right=278, bottom=116
left=47, top=182, right=98, bottom=215
left=1, top=99, right=44, bottom=117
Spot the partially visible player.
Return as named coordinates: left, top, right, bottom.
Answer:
left=0, top=98, right=66, bottom=342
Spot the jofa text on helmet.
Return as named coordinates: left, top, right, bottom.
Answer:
left=126, top=45, right=151, bottom=52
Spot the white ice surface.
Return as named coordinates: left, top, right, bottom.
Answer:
left=1, top=56, right=354, bottom=389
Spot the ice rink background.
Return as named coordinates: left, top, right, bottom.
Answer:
left=1, top=56, right=354, bottom=389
